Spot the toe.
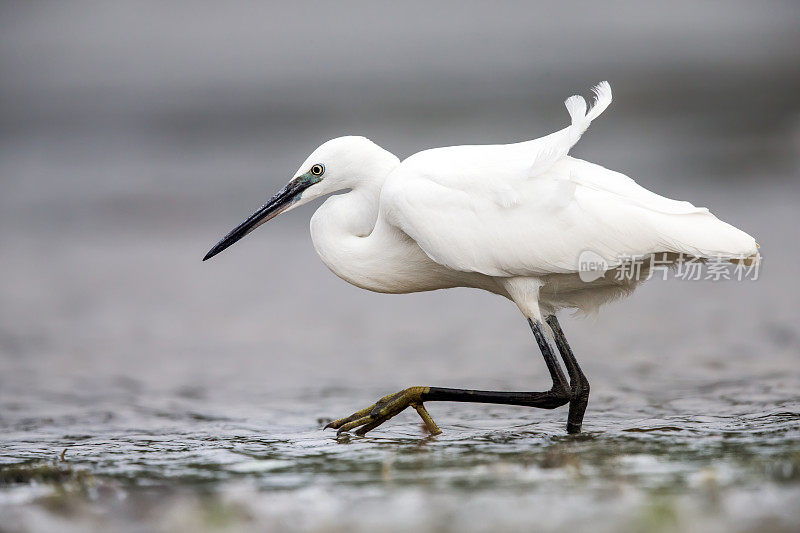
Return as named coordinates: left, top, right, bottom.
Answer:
left=412, top=403, right=442, bottom=435
left=325, top=404, right=378, bottom=430
left=336, top=415, right=374, bottom=434
left=353, top=418, right=385, bottom=436
left=324, top=388, right=432, bottom=435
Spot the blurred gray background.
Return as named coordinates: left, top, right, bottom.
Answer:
left=1, top=0, right=798, bottom=397
left=1, top=2, right=799, bottom=531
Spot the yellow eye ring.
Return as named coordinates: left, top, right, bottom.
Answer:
left=310, top=164, right=325, bottom=176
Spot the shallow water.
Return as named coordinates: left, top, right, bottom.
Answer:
left=2, top=368, right=799, bottom=531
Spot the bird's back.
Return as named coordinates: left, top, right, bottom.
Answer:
left=381, top=83, right=757, bottom=280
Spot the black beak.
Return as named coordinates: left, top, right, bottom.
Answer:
left=203, top=179, right=306, bottom=261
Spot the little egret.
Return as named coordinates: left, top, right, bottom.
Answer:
left=203, top=82, right=758, bottom=435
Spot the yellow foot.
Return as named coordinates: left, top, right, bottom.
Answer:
left=324, top=386, right=442, bottom=436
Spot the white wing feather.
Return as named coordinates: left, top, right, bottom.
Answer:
left=382, top=83, right=757, bottom=277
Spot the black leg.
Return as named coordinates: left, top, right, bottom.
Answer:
left=326, top=319, right=575, bottom=435
left=421, top=319, right=570, bottom=408
left=528, top=318, right=569, bottom=393
left=546, top=314, right=590, bottom=434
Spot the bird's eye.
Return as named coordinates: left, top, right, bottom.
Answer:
left=310, top=164, right=325, bottom=176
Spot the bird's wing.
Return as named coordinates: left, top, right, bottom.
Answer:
left=382, top=85, right=757, bottom=277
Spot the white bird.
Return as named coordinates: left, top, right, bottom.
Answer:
left=203, top=82, right=759, bottom=436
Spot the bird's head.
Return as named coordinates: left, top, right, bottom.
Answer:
left=203, top=136, right=397, bottom=261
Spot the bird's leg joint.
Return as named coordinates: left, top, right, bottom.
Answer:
left=549, top=386, right=572, bottom=407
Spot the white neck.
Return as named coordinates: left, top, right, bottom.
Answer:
left=309, top=157, right=399, bottom=290
left=314, top=178, right=384, bottom=239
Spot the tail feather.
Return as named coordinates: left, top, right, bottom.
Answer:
left=651, top=211, right=759, bottom=263
left=587, top=81, right=612, bottom=121
left=564, top=95, right=587, bottom=126
left=565, top=80, right=612, bottom=140
left=528, top=81, right=613, bottom=177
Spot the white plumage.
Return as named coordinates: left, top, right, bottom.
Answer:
left=208, top=81, right=758, bottom=322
